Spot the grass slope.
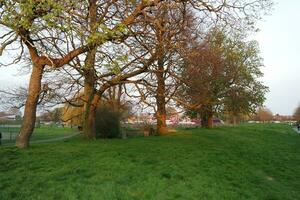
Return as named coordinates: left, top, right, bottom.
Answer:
left=0, top=124, right=299, bottom=200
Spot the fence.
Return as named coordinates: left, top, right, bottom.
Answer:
left=0, top=124, right=21, bottom=143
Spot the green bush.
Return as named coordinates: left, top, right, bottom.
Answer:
left=95, top=106, right=121, bottom=138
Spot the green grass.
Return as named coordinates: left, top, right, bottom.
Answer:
left=0, top=126, right=77, bottom=144
left=31, top=126, right=77, bottom=140
left=0, top=124, right=299, bottom=200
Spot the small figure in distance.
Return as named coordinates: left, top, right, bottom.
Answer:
left=0, top=132, right=2, bottom=146
left=298, top=123, right=300, bottom=131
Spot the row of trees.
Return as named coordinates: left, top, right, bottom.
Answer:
left=251, top=106, right=300, bottom=123
left=0, top=0, right=273, bottom=148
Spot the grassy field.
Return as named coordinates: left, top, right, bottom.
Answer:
left=0, top=124, right=299, bottom=200
left=0, top=126, right=77, bottom=144
left=31, top=126, right=78, bottom=140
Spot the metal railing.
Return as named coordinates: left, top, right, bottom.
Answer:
left=0, top=124, right=21, bottom=144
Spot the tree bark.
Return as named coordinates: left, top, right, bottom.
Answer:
left=83, top=73, right=96, bottom=139
left=207, top=112, right=213, bottom=129
left=232, top=115, right=237, bottom=126
left=82, top=46, right=97, bottom=139
left=82, top=0, right=97, bottom=139
left=201, top=114, right=208, bottom=128
left=201, top=107, right=213, bottom=129
left=155, top=57, right=168, bottom=135
left=16, top=64, right=44, bottom=148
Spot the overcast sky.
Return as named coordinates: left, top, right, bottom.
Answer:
left=0, top=0, right=299, bottom=115
left=254, top=0, right=300, bottom=115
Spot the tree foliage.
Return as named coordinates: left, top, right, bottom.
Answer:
left=255, top=107, right=273, bottom=122
left=179, top=30, right=268, bottom=127
left=0, top=0, right=274, bottom=148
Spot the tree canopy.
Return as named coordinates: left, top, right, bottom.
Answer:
left=0, top=0, right=273, bottom=148
left=179, top=30, right=268, bottom=127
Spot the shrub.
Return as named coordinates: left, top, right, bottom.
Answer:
left=95, top=106, right=121, bottom=138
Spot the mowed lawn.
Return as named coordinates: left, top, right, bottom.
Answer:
left=31, top=126, right=78, bottom=141
left=0, top=124, right=299, bottom=200
left=0, top=126, right=77, bottom=145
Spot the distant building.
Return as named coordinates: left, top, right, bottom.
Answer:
left=0, top=108, right=22, bottom=121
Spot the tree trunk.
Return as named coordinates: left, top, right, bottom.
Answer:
left=84, top=104, right=96, bottom=139
left=201, top=114, right=208, bottom=128
left=16, top=64, right=44, bottom=148
left=201, top=107, right=213, bottom=129
left=155, top=57, right=168, bottom=135
left=232, top=115, right=237, bottom=126
left=82, top=0, right=97, bottom=139
left=207, top=112, right=213, bottom=129
left=83, top=59, right=97, bottom=139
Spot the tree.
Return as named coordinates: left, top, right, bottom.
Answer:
left=221, top=39, right=268, bottom=125
left=178, top=32, right=226, bottom=128
left=293, top=104, right=300, bottom=123
left=144, top=2, right=191, bottom=135
left=179, top=30, right=268, bottom=128
left=51, top=108, right=63, bottom=123
left=39, top=107, right=63, bottom=123
left=255, top=107, right=273, bottom=122
left=62, top=106, right=83, bottom=126
left=0, top=0, right=90, bottom=148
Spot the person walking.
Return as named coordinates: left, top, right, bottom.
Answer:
left=0, top=132, right=2, bottom=145
left=298, top=123, right=300, bottom=131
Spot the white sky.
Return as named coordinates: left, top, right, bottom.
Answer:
left=254, top=0, right=300, bottom=115
left=0, top=0, right=299, bottom=115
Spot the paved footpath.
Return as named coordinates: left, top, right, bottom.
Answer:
left=0, top=132, right=80, bottom=147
